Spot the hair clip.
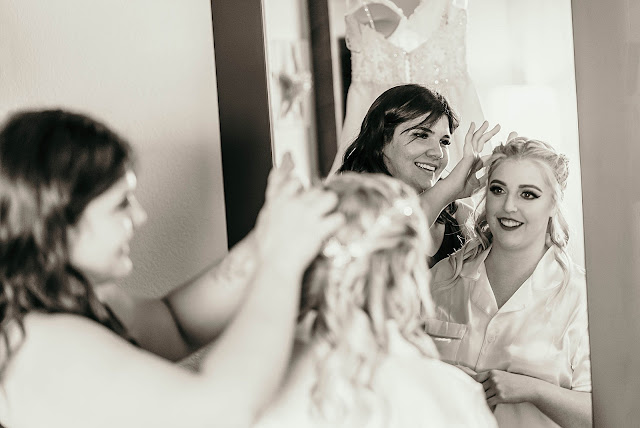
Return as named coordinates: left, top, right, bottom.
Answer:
left=321, top=237, right=365, bottom=267
left=320, top=197, right=416, bottom=267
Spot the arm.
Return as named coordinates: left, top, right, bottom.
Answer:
left=420, top=121, right=500, bottom=226
left=198, top=182, right=344, bottom=424
left=162, top=230, right=261, bottom=352
left=95, top=232, right=260, bottom=361
left=99, top=155, right=320, bottom=362
left=474, top=370, right=592, bottom=428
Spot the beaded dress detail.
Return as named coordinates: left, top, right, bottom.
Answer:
left=330, top=0, right=484, bottom=174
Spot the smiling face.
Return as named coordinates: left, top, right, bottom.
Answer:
left=382, top=114, right=451, bottom=193
left=485, top=159, right=556, bottom=253
left=68, top=170, right=147, bottom=284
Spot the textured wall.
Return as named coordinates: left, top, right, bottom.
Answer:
left=0, top=0, right=227, bottom=306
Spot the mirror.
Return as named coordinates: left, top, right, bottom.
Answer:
left=259, top=2, right=588, bottom=257
left=262, top=0, right=584, bottom=264
left=259, top=0, right=592, bottom=425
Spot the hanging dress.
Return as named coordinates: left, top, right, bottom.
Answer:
left=330, top=0, right=484, bottom=175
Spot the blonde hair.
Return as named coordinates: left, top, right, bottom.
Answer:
left=299, top=172, right=437, bottom=424
left=441, top=137, right=572, bottom=292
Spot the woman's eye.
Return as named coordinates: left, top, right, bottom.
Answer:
left=489, top=185, right=504, bottom=195
left=413, top=132, right=429, bottom=139
left=440, top=139, right=451, bottom=146
left=521, top=191, right=539, bottom=200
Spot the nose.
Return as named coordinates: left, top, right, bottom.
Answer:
left=130, top=197, right=148, bottom=229
left=503, top=193, right=518, bottom=213
left=426, top=140, right=444, bottom=160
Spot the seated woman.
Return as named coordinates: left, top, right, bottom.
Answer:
left=338, top=84, right=500, bottom=266
left=0, top=109, right=344, bottom=428
left=255, top=172, right=497, bottom=428
left=426, top=137, right=592, bottom=427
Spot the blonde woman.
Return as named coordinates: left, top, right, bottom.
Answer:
left=427, top=138, right=591, bottom=427
left=255, top=173, right=496, bottom=428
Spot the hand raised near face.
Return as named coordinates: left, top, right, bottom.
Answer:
left=446, top=121, right=501, bottom=200
left=462, top=121, right=501, bottom=159
left=460, top=121, right=500, bottom=198
left=254, top=153, right=345, bottom=278
left=467, top=130, right=519, bottom=194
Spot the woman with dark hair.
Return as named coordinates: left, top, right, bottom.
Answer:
left=0, top=109, right=344, bottom=427
left=338, top=84, right=500, bottom=266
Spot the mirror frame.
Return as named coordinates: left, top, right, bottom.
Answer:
left=211, top=0, right=337, bottom=247
left=573, top=0, right=639, bottom=426
left=210, top=0, right=272, bottom=248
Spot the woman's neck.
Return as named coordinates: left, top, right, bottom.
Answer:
left=484, top=241, right=549, bottom=308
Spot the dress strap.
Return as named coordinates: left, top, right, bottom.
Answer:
left=358, top=0, right=377, bottom=30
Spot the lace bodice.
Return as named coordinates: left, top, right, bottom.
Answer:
left=346, top=0, right=468, bottom=95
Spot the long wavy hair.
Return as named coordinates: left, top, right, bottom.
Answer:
left=0, top=109, right=136, bottom=365
left=438, top=137, right=573, bottom=292
left=299, top=172, right=438, bottom=424
left=338, top=84, right=460, bottom=226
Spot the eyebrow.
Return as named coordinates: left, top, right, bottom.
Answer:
left=490, top=179, right=543, bottom=193
left=402, top=126, right=451, bottom=139
left=402, top=125, right=431, bottom=134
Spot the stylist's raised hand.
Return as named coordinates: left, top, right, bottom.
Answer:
left=463, top=121, right=501, bottom=159
left=442, top=121, right=500, bottom=201
left=254, top=153, right=345, bottom=278
left=457, top=121, right=501, bottom=198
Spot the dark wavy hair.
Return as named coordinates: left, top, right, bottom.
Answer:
left=338, top=84, right=460, bottom=225
left=0, top=109, right=136, bottom=363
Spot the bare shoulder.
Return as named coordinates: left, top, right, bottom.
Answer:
left=11, top=312, right=148, bottom=380
left=24, top=311, right=128, bottom=346
left=1, top=313, right=211, bottom=428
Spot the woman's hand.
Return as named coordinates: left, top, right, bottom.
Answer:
left=473, top=368, right=592, bottom=427
left=455, top=121, right=501, bottom=199
left=473, top=369, right=538, bottom=409
left=435, top=121, right=500, bottom=204
left=418, top=121, right=500, bottom=226
left=254, top=153, right=345, bottom=278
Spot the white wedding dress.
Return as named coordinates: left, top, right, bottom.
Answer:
left=254, top=321, right=497, bottom=428
left=330, top=0, right=484, bottom=175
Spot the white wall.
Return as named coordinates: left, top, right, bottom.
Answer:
left=467, top=0, right=584, bottom=267
left=0, top=0, right=227, bottom=301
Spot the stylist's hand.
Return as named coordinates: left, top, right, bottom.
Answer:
left=473, top=369, right=538, bottom=410
left=456, top=121, right=501, bottom=199
left=254, top=153, right=344, bottom=278
left=442, top=121, right=500, bottom=201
